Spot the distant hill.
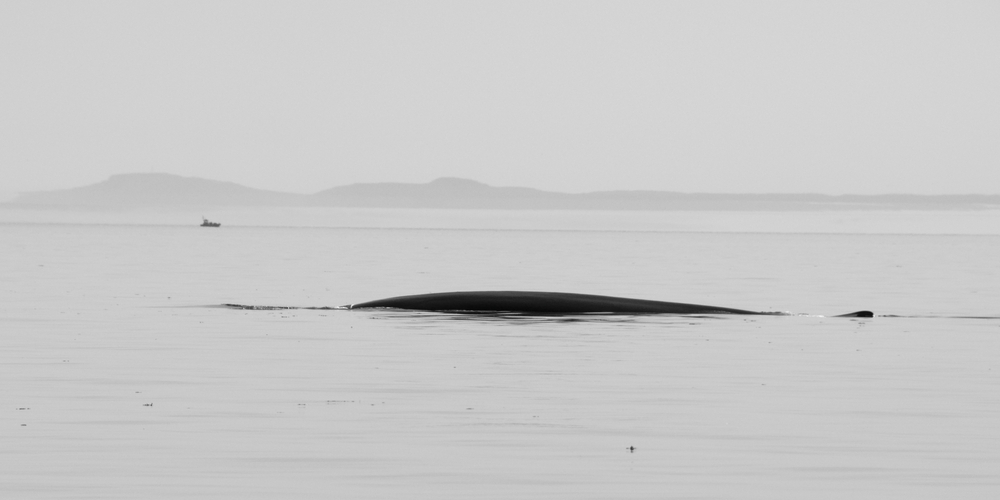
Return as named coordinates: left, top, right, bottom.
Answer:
left=12, top=173, right=308, bottom=207
left=307, top=177, right=1000, bottom=210
left=311, top=177, right=572, bottom=209
left=9, top=173, right=1000, bottom=211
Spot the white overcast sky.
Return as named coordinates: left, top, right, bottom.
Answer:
left=2, top=1, right=998, bottom=195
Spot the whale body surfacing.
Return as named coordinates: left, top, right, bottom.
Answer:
left=347, top=291, right=873, bottom=317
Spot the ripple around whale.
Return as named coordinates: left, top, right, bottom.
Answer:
left=218, top=304, right=1000, bottom=320
left=342, top=291, right=875, bottom=318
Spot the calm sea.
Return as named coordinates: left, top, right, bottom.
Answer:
left=2, top=211, right=999, bottom=499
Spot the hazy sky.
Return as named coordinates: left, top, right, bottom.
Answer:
left=2, top=1, right=998, bottom=195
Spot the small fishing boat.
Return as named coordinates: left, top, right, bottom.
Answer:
left=200, top=217, right=221, bottom=227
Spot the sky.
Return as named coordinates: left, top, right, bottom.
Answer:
left=1, top=1, right=998, bottom=195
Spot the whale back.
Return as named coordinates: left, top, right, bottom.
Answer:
left=348, top=291, right=765, bottom=315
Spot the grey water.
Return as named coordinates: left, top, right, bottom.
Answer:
left=2, top=220, right=999, bottom=499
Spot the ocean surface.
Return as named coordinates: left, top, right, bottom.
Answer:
left=2, top=211, right=999, bottom=499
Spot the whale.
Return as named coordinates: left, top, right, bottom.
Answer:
left=346, top=291, right=874, bottom=317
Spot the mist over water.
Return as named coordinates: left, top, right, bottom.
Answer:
left=3, top=220, right=998, bottom=498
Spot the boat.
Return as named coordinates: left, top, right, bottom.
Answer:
left=200, top=217, right=221, bottom=227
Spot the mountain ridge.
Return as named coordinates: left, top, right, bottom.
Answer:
left=11, top=173, right=308, bottom=207
left=9, top=173, right=1000, bottom=211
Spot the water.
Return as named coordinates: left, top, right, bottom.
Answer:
left=2, top=218, right=999, bottom=499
